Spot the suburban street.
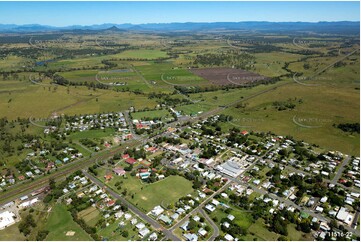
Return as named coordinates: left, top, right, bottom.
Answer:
left=169, top=180, right=231, bottom=232
left=199, top=208, right=220, bottom=241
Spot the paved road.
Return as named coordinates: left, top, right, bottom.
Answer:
left=170, top=180, right=231, bottom=232
left=82, top=170, right=181, bottom=241
left=332, top=156, right=351, bottom=184
left=124, top=111, right=141, bottom=140
left=199, top=208, right=219, bottom=241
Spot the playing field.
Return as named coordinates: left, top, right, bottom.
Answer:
left=99, top=172, right=194, bottom=212
left=45, top=204, right=92, bottom=241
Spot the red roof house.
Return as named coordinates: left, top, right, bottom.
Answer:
left=107, top=200, right=115, bottom=207
left=241, top=130, right=249, bottom=136
left=104, top=174, right=113, bottom=181
left=125, top=157, right=137, bottom=165
left=113, top=167, right=126, bottom=176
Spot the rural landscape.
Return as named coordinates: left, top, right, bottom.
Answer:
left=0, top=1, right=360, bottom=241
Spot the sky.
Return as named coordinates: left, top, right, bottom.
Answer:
left=0, top=1, right=359, bottom=26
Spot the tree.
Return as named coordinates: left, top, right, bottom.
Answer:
left=49, top=178, right=56, bottom=190
left=188, top=220, right=197, bottom=231
left=122, top=230, right=129, bottom=237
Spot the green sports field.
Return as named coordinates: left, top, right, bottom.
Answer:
left=45, top=204, right=92, bottom=241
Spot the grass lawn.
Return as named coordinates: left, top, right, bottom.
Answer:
left=131, top=109, right=173, bottom=121
left=0, top=83, right=157, bottom=120
left=45, top=204, right=93, bottom=241
left=286, top=224, right=314, bottom=241
left=78, top=206, right=101, bottom=227
left=69, top=128, right=114, bottom=140
left=99, top=172, right=194, bottom=212
left=212, top=205, right=254, bottom=231
left=248, top=218, right=279, bottom=241
left=0, top=222, right=26, bottom=241
left=114, top=49, right=168, bottom=59
left=219, top=81, right=360, bottom=156
left=97, top=218, right=140, bottom=241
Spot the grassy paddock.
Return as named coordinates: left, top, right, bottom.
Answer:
left=45, top=204, right=92, bottom=241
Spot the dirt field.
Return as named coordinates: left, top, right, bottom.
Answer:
left=190, top=67, right=268, bottom=86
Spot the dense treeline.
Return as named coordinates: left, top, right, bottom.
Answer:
left=335, top=123, right=360, bottom=134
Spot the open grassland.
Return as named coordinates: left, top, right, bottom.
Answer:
left=114, top=49, right=168, bottom=59
left=286, top=224, right=314, bottom=241
left=69, top=128, right=115, bottom=140
left=248, top=218, right=280, bottom=241
left=253, top=52, right=303, bottom=77
left=131, top=109, right=172, bottom=121
left=0, top=222, right=26, bottom=241
left=220, top=82, right=360, bottom=155
left=0, top=55, right=32, bottom=71
left=0, top=82, right=157, bottom=119
left=45, top=204, right=92, bottom=241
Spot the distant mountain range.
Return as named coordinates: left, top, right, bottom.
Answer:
left=0, top=21, right=359, bottom=34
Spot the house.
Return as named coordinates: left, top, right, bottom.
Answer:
left=104, top=174, right=113, bottom=181
left=151, top=205, right=164, bottom=217
left=171, top=213, right=179, bottom=220
left=159, top=215, right=172, bottom=225
left=205, top=204, right=216, bottom=212
left=124, top=213, right=132, bottom=220
left=136, top=222, right=146, bottom=230
left=224, top=234, right=234, bottom=241
left=184, top=233, right=198, bottom=241
left=198, top=228, right=207, bottom=237
left=17, top=175, right=25, bottom=181
left=131, top=218, right=138, bottom=225
left=125, top=157, right=137, bottom=165
left=148, top=232, right=158, bottom=241
left=336, top=207, right=354, bottom=225
left=139, top=171, right=151, bottom=179
left=115, top=211, right=124, bottom=218
left=320, top=196, right=328, bottom=203
left=113, top=167, right=126, bottom=176
left=315, top=206, right=324, bottom=213
left=223, top=221, right=230, bottom=228
left=107, top=200, right=115, bottom=207
left=176, top=208, right=185, bottom=214
left=180, top=221, right=189, bottom=231
left=212, top=199, right=220, bottom=206
left=240, top=130, right=249, bottom=136
left=227, top=214, right=235, bottom=221
left=139, top=228, right=150, bottom=238
left=193, top=215, right=200, bottom=222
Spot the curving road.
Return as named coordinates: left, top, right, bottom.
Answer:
left=199, top=208, right=219, bottom=241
